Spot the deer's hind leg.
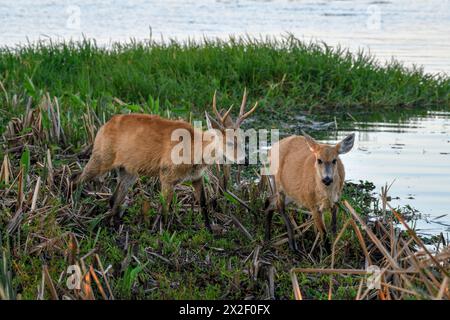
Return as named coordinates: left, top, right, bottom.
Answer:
left=75, top=148, right=115, bottom=186
left=76, top=156, right=104, bottom=186
left=110, top=167, right=138, bottom=223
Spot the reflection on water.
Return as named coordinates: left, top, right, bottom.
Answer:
left=323, top=111, right=450, bottom=235
left=0, top=0, right=449, bottom=74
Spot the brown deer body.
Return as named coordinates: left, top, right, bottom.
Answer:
left=75, top=91, right=257, bottom=229
left=266, top=131, right=355, bottom=252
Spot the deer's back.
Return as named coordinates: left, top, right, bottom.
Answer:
left=93, top=114, right=197, bottom=175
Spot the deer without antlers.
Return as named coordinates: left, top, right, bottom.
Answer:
left=265, top=131, right=355, bottom=252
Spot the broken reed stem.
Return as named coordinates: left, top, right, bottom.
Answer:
left=46, top=149, right=54, bottom=186
left=89, top=265, right=108, bottom=300
left=292, top=268, right=369, bottom=275
left=0, top=154, right=11, bottom=184
left=81, top=270, right=95, bottom=300
left=42, top=265, right=59, bottom=300
left=228, top=212, right=253, bottom=241
left=329, top=218, right=353, bottom=299
left=30, top=176, right=41, bottom=211
left=388, top=203, right=450, bottom=278
left=344, top=201, right=423, bottom=297
left=344, top=201, right=400, bottom=269
left=290, top=269, right=303, bottom=300
left=349, top=218, right=372, bottom=266
left=95, top=254, right=114, bottom=300
left=436, top=277, right=449, bottom=300
left=356, top=278, right=364, bottom=300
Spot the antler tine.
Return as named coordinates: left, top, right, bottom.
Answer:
left=212, top=90, right=233, bottom=125
left=239, top=88, right=248, bottom=118
left=235, top=88, right=258, bottom=127
left=240, top=101, right=258, bottom=120
left=222, top=105, right=233, bottom=123
left=212, top=90, right=222, bottom=120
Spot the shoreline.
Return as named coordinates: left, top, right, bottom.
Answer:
left=0, top=37, right=449, bottom=300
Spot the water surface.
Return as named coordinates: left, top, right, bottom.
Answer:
left=0, top=0, right=449, bottom=74
left=1, top=1, right=449, bottom=234
left=323, top=111, right=450, bottom=235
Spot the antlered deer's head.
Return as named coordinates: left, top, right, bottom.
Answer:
left=205, top=89, right=258, bottom=164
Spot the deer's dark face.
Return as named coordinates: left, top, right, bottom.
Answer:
left=314, top=146, right=340, bottom=186
left=303, top=132, right=356, bottom=187
left=204, top=121, right=246, bottom=164
left=205, top=89, right=258, bottom=165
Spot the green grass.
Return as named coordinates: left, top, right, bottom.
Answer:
left=2, top=177, right=376, bottom=300
left=1, top=36, right=449, bottom=131
left=0, top=36, right=449, bottom=300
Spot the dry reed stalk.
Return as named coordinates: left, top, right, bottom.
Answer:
left=252, top=245, right=261, bottom=281
left=81, top=269, right=95, bottom=300
left=436, top=277, right=449, bottom=300
left=46, top=149, right=54, bottom=186
left=228, top=212, right=253, bottom=241
left=388, top=204, right=449, bottom=277
left=16, top=167, right=24, bottom=210
left=30, top=176, right=41, bottom=211
left=343, top=201, right=418, bottom=293
left=290, top=268, right=303, bottom=300
left=0, top=154, right=12, bottom=184
left=95, top=254, right=114, bottom=300
left=89, top=265, right=108, bottom=300
left=349, top=218, right=372, bottom=265
left=329, top=218, right=353, bottom=299
left=42, top=265, right=59, bottom=300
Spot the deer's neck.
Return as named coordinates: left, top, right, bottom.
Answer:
left=200, top=130, right=224, bottom=165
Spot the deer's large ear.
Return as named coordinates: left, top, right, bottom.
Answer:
left=336, top=133, right=355, bottom=154
left=205, top=111, right=223, bottom=131
left=302, top=130, right=319, bottom=153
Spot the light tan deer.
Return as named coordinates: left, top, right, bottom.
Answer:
left=265, top=131, right=355, bottom=252
left=74, top=91, right=258, bottom=229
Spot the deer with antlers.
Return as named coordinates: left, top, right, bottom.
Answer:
left=74, top=90, right=258, bottom=229
left=208, top=88, right=258, bottom=189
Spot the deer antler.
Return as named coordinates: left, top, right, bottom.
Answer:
left=235, top=88, right=258, bottom=128
left=212, top=91, right=233, bottom=125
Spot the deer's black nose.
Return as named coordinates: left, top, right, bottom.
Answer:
left=322, top=177, right=333, bottom=186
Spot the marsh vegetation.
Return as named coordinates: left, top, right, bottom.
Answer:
left=1, top=37, right=449, bottom=299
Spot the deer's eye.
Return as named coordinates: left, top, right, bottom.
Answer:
left=317, top=159, right=323, bottom=165
left=332, top=159, right=337, bottom=165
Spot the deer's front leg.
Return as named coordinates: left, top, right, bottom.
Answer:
left=159, top=175, right=175, bottom=228
left=264, top=195, right=276, bottom=242
left=278, top=192, right=299, bottom=253
left=193, top=178, right=212, bottom=232
left=110, top=168, right=137, bottom=226
left=311, top=208, right=326, bottom=238
left=331, top=204, right=338, bottom=235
